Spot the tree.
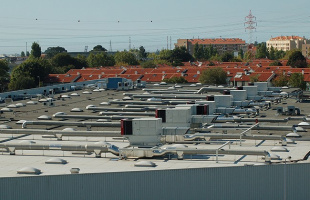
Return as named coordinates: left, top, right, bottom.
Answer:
left=193, top=43, right=204, bottom=60
left=0, top=60, right=10, bottom=92
left=30, top=42, right=41, bottom=58
left=9, top=58, right=52, bottom=90
left=256, top=43, right=269, bottom=59
left=249, top=74, right=260, bottom=83
left=170, top=46, right=192, bottom=65
left=199, top=67, right=227, bottom=85
left=268, top=46, right=276, bottom=60
left=87, top=52, right=115, bottom=67
left=92, top=45, right=107, bottom=52
left=141, top=60, right=157, bottom=68
left=221, top=52, right=234, bottom=62
left=138, top=46, right=148, bottom=61
left=272, top=74, right=289, bottom=87
left=288, top=73, right=306, bottom=90
left=114, top=51, right=138, bottom=66
left=238, top=49, right=244, bottom=60
left=26, top=51, right=30, bottom=57
left=162, top=76, right=188, bottom=84
left=44, top=46, right=67, bottom=58
left=269, top=60, right=282, bottom=66
left=20, top=51, right=25, bottom=57
left=287, top=51, right=307, bottom=68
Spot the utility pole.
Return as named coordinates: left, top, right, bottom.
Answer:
left=129, top=37, right=131, bottom=50
left=244, top=10, right=257, bottom=45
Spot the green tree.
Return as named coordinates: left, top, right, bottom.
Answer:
left=238, top=48, right=244, bottom=59
left=26, top=51, right=30, bottom=57
left=20, top=51, right=25, bottom=57
left=87, top=52, right=115, bottom=67
left=272, top=74, right=289, bottom=87
left=269, top=60, right=282, bottom=66
left=162, top=76, right=188, bottom=84
left=0, top=60, right=10, bottom=92
left=193, top=43, right=204, bottom=60
left=275, top=49, right=286, bottom=60
left=268, top=46, right=276, bottom=60
left=141, top=60, right=157, bottom=68
left=221, top=52, right=234, bottom=62
left=249, top=74, right=260, bottom=83
left=287, top=51, right=307, bottom=68
left=92, top=45, right=107, bottom=52
left=9, top=58, right=52, bottom=90
left=44, top=46, right=67, bottom=58
left=170, top=46, right=192, bottom=66
left=199, top=67, right=227, bottom=85
left=138, top=46, right=148, bottom=61
left=288, top=73, right=306, bottom=90
left=256, top=43, right=269, bottom=59
left=114, top=51, right=138, bottom=66
left=30, top=42, right=41, bottom=58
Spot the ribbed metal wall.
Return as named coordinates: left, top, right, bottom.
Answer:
left=0, top=163, right=309, bottom=200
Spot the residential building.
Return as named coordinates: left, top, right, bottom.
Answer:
left=175, top=38, right=246, bottom=55
left=266, top=36, right=310, bottom=51
left=302, top=44, right=310, bottom=58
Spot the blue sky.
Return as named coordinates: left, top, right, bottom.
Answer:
left=0, top=0, right=309, bottom=54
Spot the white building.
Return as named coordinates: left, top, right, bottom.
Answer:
left=266, top=36, right=310, bottom=51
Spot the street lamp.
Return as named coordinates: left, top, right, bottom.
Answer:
left=284, top=156, right=291, bottom=200
left=37, top=76, right=40, bottom=87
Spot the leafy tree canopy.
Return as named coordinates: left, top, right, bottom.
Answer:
left=30, top=42, right=41, bottom=58
left=199, top=67, right=227, bottom=85
left=44, top=46, right=67, bottom=58
left=0, top=60, right=10, bottom=92
left=287, top=51, right=307, bottom=68
left=288, top=73, right=306, bottom=90
left=92, top=45, right=107, bottom=52
left=114, top=51, right=138, bottom=66
left=162, top=76, right=188, bottom=84
left=87, top=52, right=115, bottom=67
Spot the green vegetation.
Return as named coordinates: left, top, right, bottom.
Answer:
left=0, top=60, right=10, bottom=92
left=272, top=74, right=289, bottom=87
left=288, top=73, right=306, bottom=90
left=287, top=50, right=307, bottom=68
left=162, top=76, right=188, bottom=84
left=199, top=67, right=227, bottom=85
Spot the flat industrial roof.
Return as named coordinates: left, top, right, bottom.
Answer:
left=0, top=84, right=309, bottom=177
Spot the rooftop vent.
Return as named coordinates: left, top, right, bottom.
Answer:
left=0, top=125, right=12, bottom=129
left=26, top=101, right=38, bottom=105
left=1, top=108, right=13, bottom=112
left=45, top=158, right=67, bottom=164
left=7, top=104, right=17, bottom=108
left=37, top=115, right=52, bottom=120
left=15, top=103, right=26, bottom=107
left=70, top=93, right=80, bottom=96
left=71, top=108, right=84, bottom=112
left=286, top=132, right=301, bottom=138
left=82, top=91, right=92, bottom=94
left=62, top=128, right=76, bottom=132
left=16, top=120, right=27, bottom=124
left=271, top=147, right=288, bottom=152
left=134, top=161, right=156, bottom=167
left=70, top=168, right=80, bottom=174
left=17, top=167, right=41, bottom=175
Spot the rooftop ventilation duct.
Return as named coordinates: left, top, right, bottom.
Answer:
left=0, top=125, right=11, bottom=129
left=70, top=168, right=80, bottom=174
left=26, top=101, right=38, bottom=105
left=71, top=108, right=83, bottom=112
left=70, top=93, right=80, bottom=96
left=1, top=108, right=13, bottom=112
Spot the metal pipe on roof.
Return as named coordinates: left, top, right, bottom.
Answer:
left=0, top=142, right=120, bottom=157
left=109, top=101, right=166, bottom=105
left=213, top=117, right=288, bottom=123
left=0, top=129, right=121, bottom=138
left=86, top=107, right=146, bottom=112
left=184, top=133, right=285, bottom=141
left=99, top=112, right=155, bottom=116
left=197, top=125, right=305, bottom=132
left=132, top=94, right=206, bottom=100
left=21, top=121, right=120, bottom=129
left=53, top=114, right=146, bottom=120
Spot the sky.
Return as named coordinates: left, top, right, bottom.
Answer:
left=0, top=0, right=309, bottom=55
